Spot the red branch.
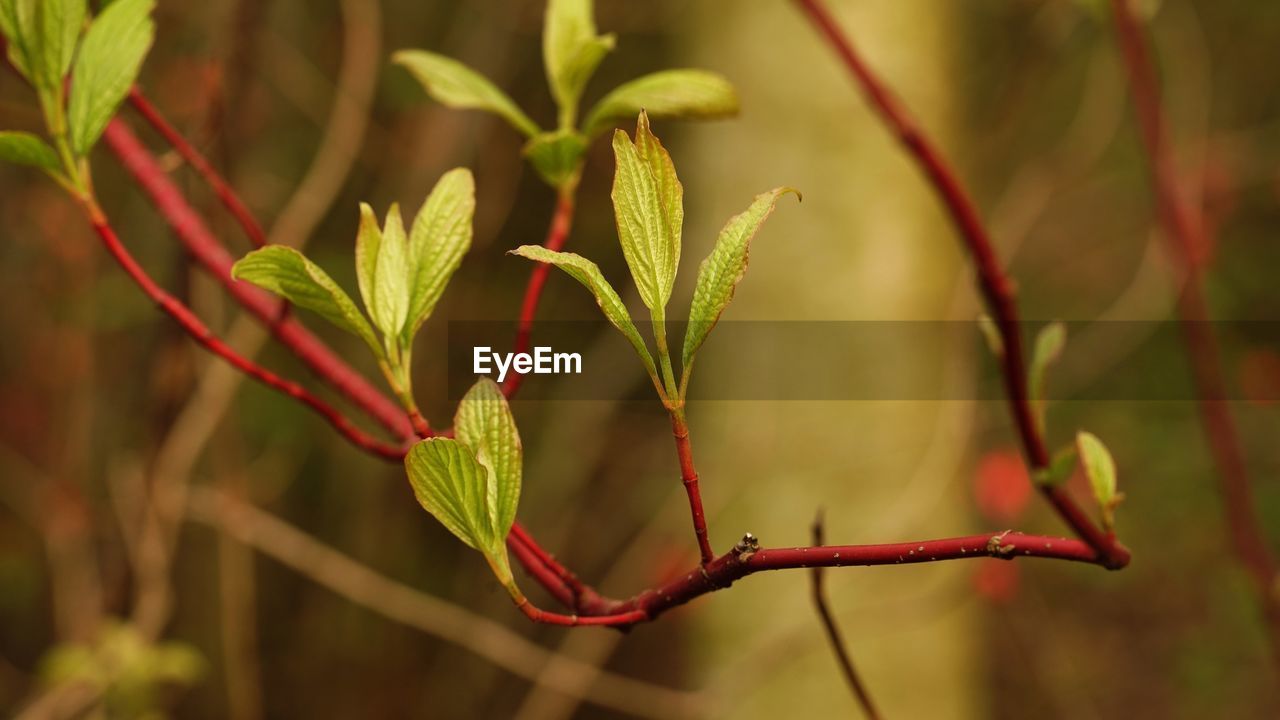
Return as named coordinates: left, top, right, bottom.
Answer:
left=793, top=0, right=1129, bottom=570
left=1108, top=0, right=1280, bottom=656
left=98, top=83, right=1130, bottom=630
left=101, top=120, right=416, bottom=442
left=502, top=189, right=575, bottom=399
left=671, top=413, right=714, bottom=565
left=82, top=201, right=405, bottom=460
left=127, top=89, right=268, bottom=248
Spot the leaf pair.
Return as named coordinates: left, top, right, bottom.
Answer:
left=232, top=170, right=475, bottom=404
left=404, top=378, right=522, bottom=588
left=0, top=0, right=155, bottom=186
left=393, top=0, right=737, bottom=189
left=514, top=112, right=796, bottom=403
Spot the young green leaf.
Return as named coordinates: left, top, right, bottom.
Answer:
left=1077, top=430, right=1120, bottom=529
left=509, top=245, right=659, bottom=383
left=405, top=167, right=475, bottom=340
left=522, top=129, right=588, bottom=188
left=35, top=0, right=85, bottom=91
left=1029, top=321, right=1066, bottom=409
left=404, top=437, right=501, bottom=553
left=393, top=50, right=539, bottom=139
left=542, top=0, right=614, bottom=127
left=354, top=203, right=382, bottom=327
left=369, top=204, right=410, bottom=342
left=0, top=130, right=60, bottom=170
left=230, top=246, right=381, bottom=356
left=1033, top=444, right=1078, bottom=487
left=611, top=116, right=680, bottom=314
left=0, top=0, right=36, bottom=82
left=583, top=69, right=739, bottom=138
left=977, top=314, right=1004, bottom=357
left=681, top=187, right=797, bottom=379
left=453, top=377, right=522, bottom=546
left=67, top=0, right=154, bottom=155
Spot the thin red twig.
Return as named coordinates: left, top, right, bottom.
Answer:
left=1108, top=0, right=1280, bottom=657
left=101, top=120, right=416, bottom=442
left=792, top=0, right=1129, bottom=570
left=671, top=413, right=714, bottom=565
left=810, top=512, right=883, bottom=720
left=127, top=89, right=268, bottom=248
left=502, top=188, right=576, bottom=399
left=81, top=200, right=405, bottom=460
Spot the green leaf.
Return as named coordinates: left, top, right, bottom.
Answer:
left=1033, top=444, right=1078, bottom=487
left=230, top=246, right=380, bottom=356
left=0, top=130, right=60, bottom=169
left=977, top=314, right=1003, bottom=357
left=405, top=438, right=495, bottom=552
left=1077, top=431, right=1120, bottom=529
left=583, top=69, right=739, bottom=138
left=681, top=187, right=797, bottom=379
left=67, top=0, right=155, bottom=155
left=453, top=377, right=522, bottom=547
left=354, top=203, right=382, bottom=327
left=0, top=0, right=36, bottom=82
left=509, top=245, right=658, bottom=383
left=35, top=0, right=85, bottom=90
left=542, top=0, right=613, bottom=127
left=393, top=50, right=539, bottom=138
left=405, top=167, right=475, bottom=341
left=522, top=129, right=587, bottom=188
left=610, top=115, right=681, bottom=314
left=1029, top=321, right=1066, bottom=432
left=369, top=204, right=410, bottom=341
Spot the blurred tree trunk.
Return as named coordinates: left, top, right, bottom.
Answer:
left=675, top=2, right=979, bottom=717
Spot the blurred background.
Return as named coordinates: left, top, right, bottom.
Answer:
left=3, top=0, right=1280, bottom=717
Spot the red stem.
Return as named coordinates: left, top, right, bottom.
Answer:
left=792, top=0, right=1129, bottom=569
left=671, top=413, right=715, bottom=565
left=128, top=89, right=268, bottom=248
left=101, top=120, right=416, bottom=442
left=502, top=188, right=576, bottom=398
left=1108, top=0, right=1280, bottom=655
left=82, top=200, right=405, bottom=460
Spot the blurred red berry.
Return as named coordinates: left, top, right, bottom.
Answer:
left=973, top=450, right=1032, bottom=523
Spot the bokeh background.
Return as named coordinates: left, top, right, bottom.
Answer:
left=3, top=0, right=1280, bottom=717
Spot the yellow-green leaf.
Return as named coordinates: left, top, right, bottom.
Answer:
left=67, top=0, right=154, bottom=155
left=369, top=204, right=410, bottom=341
left=404, top=437, right=499, bottom=553
left=405, top=168, right=475, bottom=340
left=509, top=245, right=658, bottom=383
left=453, top=377, right=521, bottom=545
left=542, top=0, right=613, bottom=127
left=583, top=69, right=739, bottom=138
left=522, top=129, right=587, bottom=188
left=1077, top=431, right=1120, bottom=529
left=393, top=49, right=539, bottom=138
left=0, top=0, right=36, bottom=81
left=682, top=187, right=797, bottom=380
left=35, top=0, right=85, bottom=90
left=0, top=130, right=60, bottom=170
left=610, top=116, right=680, bottom=314
left=230, top=246, right=380, bottom=356
left=354, top=202, right=382, bottom=325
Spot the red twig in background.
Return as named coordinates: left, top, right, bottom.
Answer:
left=502, top=189, right=576, bottom=399
left=810, top=512, right=883, bottom=720
left=81, top=200, right=405, bottom=460
left=792, top=0, right=1129, bottom=570
left=128, top=89, right=268, bottom=248
left=101, top=120, right=416, bottom=442
left=1108, top=0, right=1280, bottom=658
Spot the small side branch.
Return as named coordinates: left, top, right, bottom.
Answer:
left=791, top=0, right=1129, bottom=569
left=810, top=512, right=883, bottom=720
left=671, top=412, right=715, bottom=565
